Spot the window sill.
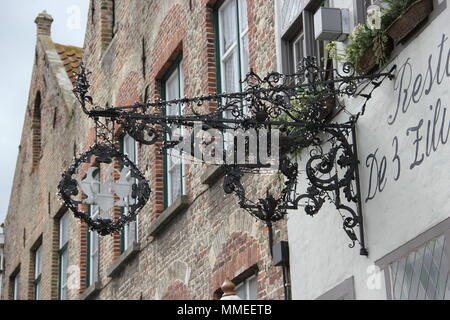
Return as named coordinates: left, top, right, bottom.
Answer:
left=79, top=281, right=102, bottom=300
left=148, top=195, right=190, bottom=237
left=201, top=165, right=225, bottom=186
left=106, top=242, right=140, bottom=278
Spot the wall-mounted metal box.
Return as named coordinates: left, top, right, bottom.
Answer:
left=314, top=7, right=350, bottom=42
left=272, top=241, right=290, bottom=267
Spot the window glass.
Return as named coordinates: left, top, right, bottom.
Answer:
left=59, top=213, right=70, bottom=248
left=121, top=134, right=138, bottom=251
left=388, top=234, right=450, bottom=300
left=218, top=0, right=250, bottom=153
left=123, top=134, right=137, bottom=164
left=34, top=245, right=42, bottom=300
left=218, top=0, right=250, bottom=94
left=164, top=62, right=185, bottom=208
left=12, top=273, right=20, bottom=300
left=59, top=212, right=70, bottom=300
left=239, top=0, right=248, bottom=32
left=279, top=0, right=304, bottom=33
left=292, top=32, right=305, bottom=77
left=220, top=0, right=237, bottom=52
left=236, top=275, right=258, bottom=300
left=88, top=170, right=100, bottom=286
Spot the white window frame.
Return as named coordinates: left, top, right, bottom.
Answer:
left=164, top=62, right=186, bottom=208
left=121, top=134, right=138, bottom=250
left=34, top=245, right=42, bottom=300
left=88, top=170, right=100, bottom=287
left=12, top=273, right=20, bottom=300
left=218, top=0, right=249, bottom=93
left=235, top=275, right=258, bottom=300
left=218, top=0, right=250, bottom=154
left=59, top=212, right=70, bottom=300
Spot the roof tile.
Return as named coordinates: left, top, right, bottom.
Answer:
left=53, top=42, right=84, bottom=87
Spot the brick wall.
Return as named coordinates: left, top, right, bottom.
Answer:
left=2, top=0, right=287, bottom=300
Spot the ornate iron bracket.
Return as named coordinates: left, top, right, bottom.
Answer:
left=58, top=57, right=396, bottom=256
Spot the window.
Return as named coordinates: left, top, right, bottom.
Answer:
left=120, top=134, right=138, bottom=251
left=11, top=272, right=20, bottom=300
left=217, top=0, right=249, bottom=96
left=216, top=0, right=250, bottom=151
left=112, top=0, right=116, bottom=38
left=87, top=169, right=100, bottom=287
left=281, top=0, right=330, bottom=75
left=163, top=61, right=186, bottom=208
left=235, top=275, right=258, bottom=300
left=292, top=32, right=305, bottom=74
left=34, top=245, right=42, bottom=300
left=32, top=91, right=42, bottom=167
left=387, top=234, right=450, bottom=300
left=354, top=0, right=377, bottom=25
left=58, top=212, right=70, bottom=300
left=316, top=277, right=355, bottom=300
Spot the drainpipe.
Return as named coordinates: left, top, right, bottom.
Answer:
left=272, top=241, right=291, bottom=300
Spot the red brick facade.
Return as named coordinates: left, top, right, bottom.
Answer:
left=2, top=0, right=287, bottom=300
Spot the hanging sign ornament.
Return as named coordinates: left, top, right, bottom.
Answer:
left=58, top=143, right=150, bottom=235
left=59, top=57, right=395, bottom=255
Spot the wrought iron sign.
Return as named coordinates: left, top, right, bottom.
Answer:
left=58, top=57, right=395, bottom=255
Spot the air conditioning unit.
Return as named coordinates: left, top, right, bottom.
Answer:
left=314, top=7, right=350, bottom=41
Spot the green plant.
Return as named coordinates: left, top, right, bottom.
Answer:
left=381, top=0, right=416, bottom=28
left=328, top=0, right=419, bottom=72
left=326, top=42, right=345, bottom=63
left=275, top=90, right=326, bottom=158
left=344, top=24, right=389, bottom=69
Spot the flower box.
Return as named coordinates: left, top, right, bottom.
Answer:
left=386, top=0, right=433, bottom=45
left=357, top=38, right=394, bottom=75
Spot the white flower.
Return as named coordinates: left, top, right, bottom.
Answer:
left=367, top=5, right=382, bottom=30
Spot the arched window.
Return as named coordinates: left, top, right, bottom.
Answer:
left=32, top=92, right=42, bottom=168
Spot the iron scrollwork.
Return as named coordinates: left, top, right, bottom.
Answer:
left=58, top=57, right=395, bottom=255
left=57, top=144, right=150, bottom=236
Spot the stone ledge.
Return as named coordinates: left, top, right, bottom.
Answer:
left=149, top=195, right=190, bottom=237
left=106, top=242, right=140, bottom=278
left=78, top=281, right=102, bottom=300
left=200, top=165, right=225, bottom=186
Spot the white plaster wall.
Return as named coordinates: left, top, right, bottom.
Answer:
left=284, top=1, right=450, bottom=299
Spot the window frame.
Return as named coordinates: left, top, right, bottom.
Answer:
left=120, top=134, right=139, bottom=252
left=34, top=245, right=42, bottom=300
left=316, top=277, right=356, bottom=300
left=353, top=0, right=378, bottom=25
left=215, top=0, right=250, bottom=153
left=280, top=0, right=330, bottom=75
left=162, top=60, right=186, bottom=209
left=217, top=0, right=249, bottom=95
left=86, top=169, right=100, bottom=288
left=376, top=217, right=450, bottom=300
left=11, top=271, right=20, bottom=300
left=58, top=212, right=70, bottom=300
left=235, top=274, right=258, bottom=300
left=385, top=232, right=450, bottom=300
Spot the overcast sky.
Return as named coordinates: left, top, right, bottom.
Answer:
left=0, top=1, right=89, bottom=224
